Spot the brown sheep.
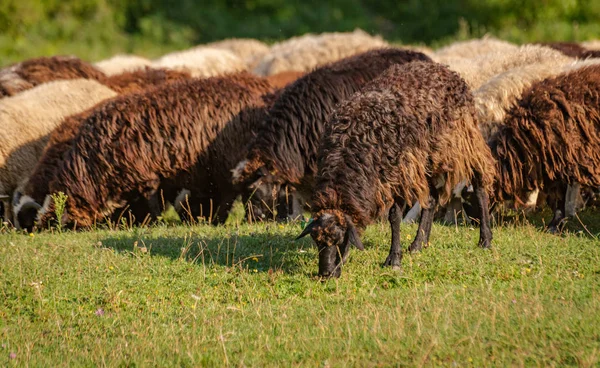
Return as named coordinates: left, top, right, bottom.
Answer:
left=297, top=62, right=496, bottom=278
left=36, top=72, right=275, bottom=229
left=0, top=56, right=106, bottom=98
left=232, top=48, right=432, bottom=221
left=488, top=64, right=600, bottom=232
left=13, top=68, right=193, bottom=231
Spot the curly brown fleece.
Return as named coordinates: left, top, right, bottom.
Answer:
left=312, top=61, right=496, bottom=230
left=235, top=48, right=432, bottom=194
left=0, top=56, right=106, bottom=98
left=39, top=72, right=275, bottom=228
left=489, top=64, right=600, bottom=204
left=21, top=68, right=192, bottom=207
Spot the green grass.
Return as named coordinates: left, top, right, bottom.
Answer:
left=0, top=209, right=599, bottom=366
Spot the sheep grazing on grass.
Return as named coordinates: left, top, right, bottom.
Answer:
left=232, top=48, right=432, bottom=221
left=36, top=73, right=275, bottom=229
left=432, top=36, right=518, bottom=64
left=152, top=48, right=247, bottom=77
left=0, top=56, right=106, bottom=98
left=538, top=42, right=600, bottom=59
left=488, top=64, right=600, bottom=232
left=203, top=38, right=271, bottom=67
left=13, top=68, right=191, bottom=231
left=252, top=29, right=389, bottom=76
left=296, top=62, right=496, bottom=278
left=0, top=79, right=117, bottom=225
left=94, top=55, right=153, bottom=76
left=446, top=45, right=572, bottom=89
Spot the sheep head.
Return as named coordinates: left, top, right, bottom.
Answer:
left=12, top=191, right=41, bottom=233
left=296, top=210, right=364, bottom=279
left=232, top=157, right=282, bottom=221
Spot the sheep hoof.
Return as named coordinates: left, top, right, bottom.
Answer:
left=546, top=226, right=559, bottom=234
left=478, top=239, right=492, bottom=249
left=408, top=242, right=423, bottom=253
left=383, top=254, right=402, bottom=269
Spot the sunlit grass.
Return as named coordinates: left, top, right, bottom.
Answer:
left=0, top=208, right=598, bottom=366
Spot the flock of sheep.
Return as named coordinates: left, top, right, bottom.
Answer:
left=1, top=29, right=599, bottom=278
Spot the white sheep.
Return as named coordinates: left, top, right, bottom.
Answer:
left=252, top=29, right=389, bottom=76
left=433, top=36, right=518, bottom=64
left=94, top=55, right=153, bottom=76
left=201, top=38, right=271, bottom=67
left=445, top=44, right=573, bottom=90
left=152, top=47, right=246, bottom=77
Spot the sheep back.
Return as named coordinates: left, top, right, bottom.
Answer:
left=235, top=48, right=432, bottom=193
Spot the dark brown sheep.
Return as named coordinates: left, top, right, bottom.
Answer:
left=0, top=56, right=106, bottom=98
left=36, top=72, right=275, bottom=229
left=297, top=61, right=496, bottom=278
left=489, top=64, right=600, bottom=231
left=538, top=42, right=600, bottom=59
left=13, top=68, right=193, bottom=231
left=232, top=48, right=432, bottom=220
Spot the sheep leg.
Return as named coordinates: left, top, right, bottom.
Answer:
left=409, top=192, right=438, bottom=253
left=473, top=173, right=492, bottom=249
left=442, top=197, right=463, bottom=224
left=402, top=201, right=421, bottom=223
left=547, top=188, right=567, bottom=234
left=383, top=202, right=403, bottom=269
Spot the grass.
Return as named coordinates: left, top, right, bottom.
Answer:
left=0, top=208, right=599, bottom=366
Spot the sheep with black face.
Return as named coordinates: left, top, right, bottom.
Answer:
left=297, top=61, right=496, bottom=278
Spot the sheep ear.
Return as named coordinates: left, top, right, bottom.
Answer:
left=346, top=220, right=364, bottom=250
left=295, top=218, right=319, bottom=240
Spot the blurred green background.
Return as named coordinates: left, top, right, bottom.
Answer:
left=1, top=0, right=599, bottom=66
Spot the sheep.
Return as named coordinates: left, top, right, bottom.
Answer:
left=432, top=56, right=594, bottom=224
left=35, top=73, right=275, bottom=229
left=232, top=48, right=433, bottom=221
left=13, top=68, right=191, bottom=231
left=296, top=61, right=496, bottom=278
left=445, top=44, right=572, bottom=90
left=152, top=48, right=247, bottom=77
left=432, top=36, right=518, bottom=64
left=94, top=55, right=153, bottom=76
left=0, top=56, right=106, bottom=98
left=488, top=64, right=600, bottom=232
left=252, top=29, right=389, bottom=76
left=0, top=79, right=117, bottom=224
left=537, top=42, right=600, bottom=59
left=202, top=38, right=271, bottom=67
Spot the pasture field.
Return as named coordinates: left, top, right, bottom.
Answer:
left=0, top=209, right=599, bottom=366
